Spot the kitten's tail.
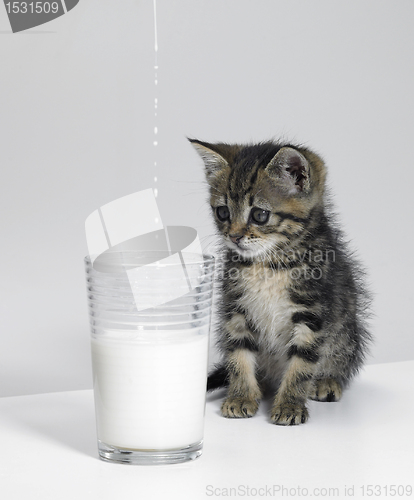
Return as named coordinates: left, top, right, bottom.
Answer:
left=207, top=364, right=229, bottom=392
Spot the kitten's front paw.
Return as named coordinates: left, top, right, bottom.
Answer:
left=310, top=378, right=342, bottom=402
left=270, top=402, right=309, bottom=426
left=221, top=396, right=259, bottom=418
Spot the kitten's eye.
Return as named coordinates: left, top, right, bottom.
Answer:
left=251, top=207, right=270, bottom=225
left=216, top=206, right=230, bottom=222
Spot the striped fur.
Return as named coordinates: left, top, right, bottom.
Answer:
left=190, top=139, right=372, bottom=425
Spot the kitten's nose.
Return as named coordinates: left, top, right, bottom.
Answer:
left=230, top=234, right=243, bottom=245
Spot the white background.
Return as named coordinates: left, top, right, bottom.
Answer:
left=1, top=0, right=413, bottom=397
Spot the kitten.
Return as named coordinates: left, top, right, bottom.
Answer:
left=190, top=139, right=372, bottom=425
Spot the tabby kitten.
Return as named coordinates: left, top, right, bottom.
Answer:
left=190, top=139, right=371, bottom=425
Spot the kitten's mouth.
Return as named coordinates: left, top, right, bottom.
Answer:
left=228, top=239, right=248, bottom=251
left=226, top=240, right=263, bottom=259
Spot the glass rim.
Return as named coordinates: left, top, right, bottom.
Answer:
left=84, top=251, right=215, bottom=267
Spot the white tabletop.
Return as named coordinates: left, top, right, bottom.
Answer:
left=1, top=360, right=413, bottom=500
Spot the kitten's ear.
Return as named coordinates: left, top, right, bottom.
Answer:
left=188, top=139, right=229, bottom=179
left=266, top=147, right=310, bottom=194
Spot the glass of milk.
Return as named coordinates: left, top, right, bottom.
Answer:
left=84, top=249, right=215, bottom=465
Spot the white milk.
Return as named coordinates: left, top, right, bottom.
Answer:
left=91, top=330, right=209, bottom=450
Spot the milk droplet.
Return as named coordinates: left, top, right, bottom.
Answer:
left=154, top=191, right=158, bottom=199
left=154, top=127, right=158, bottom=135
left=154, top=176, right=157, bottom=182
left=153, top=141, right=158, bottom=146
